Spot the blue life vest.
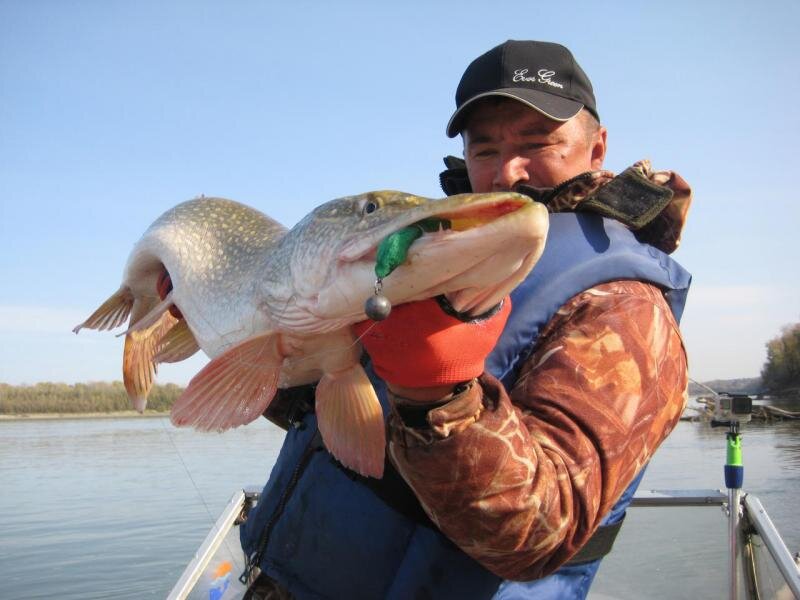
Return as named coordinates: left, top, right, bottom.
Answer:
left=240, top=212, right=691, bottom=600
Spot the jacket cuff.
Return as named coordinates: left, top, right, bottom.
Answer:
left=389, top=379, right=484, bottom=442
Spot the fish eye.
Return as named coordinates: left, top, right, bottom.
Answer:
left=362, top=200, right=380, bottom=215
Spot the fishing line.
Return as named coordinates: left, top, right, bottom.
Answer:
left=159, top=417, right=241, bottom=562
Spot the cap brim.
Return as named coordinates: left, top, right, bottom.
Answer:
left=445, top=88, right=584, bottom=138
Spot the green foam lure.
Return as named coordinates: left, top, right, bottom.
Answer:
left=375, top=218, right=450, bottom=278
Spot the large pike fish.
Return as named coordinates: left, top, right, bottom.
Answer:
left=74, top=191, right=548, bottom=477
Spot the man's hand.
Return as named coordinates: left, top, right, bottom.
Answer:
left=352, top=296, right=510, bottom=402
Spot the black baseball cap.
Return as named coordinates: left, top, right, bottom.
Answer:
left=446, top=40, right=598, bottom=138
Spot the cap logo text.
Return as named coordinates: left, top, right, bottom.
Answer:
left=512, top=68, right=564, bottom=89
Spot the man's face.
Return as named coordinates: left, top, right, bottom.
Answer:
left=463, top=99, right=607, bottom=193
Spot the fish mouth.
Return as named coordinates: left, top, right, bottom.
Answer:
left=333, top=191, right=548, bottom=316
left=338, top=192, right=534, bottom=263
left=406, top=200, right=547, bottom=314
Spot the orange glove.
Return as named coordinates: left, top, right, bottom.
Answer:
left=352, top=296, right=510, bottom=389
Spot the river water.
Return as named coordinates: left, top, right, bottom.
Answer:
left=1, top=400, right=798, bottom=599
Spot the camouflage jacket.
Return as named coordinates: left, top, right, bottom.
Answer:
left=387, top=161, right=692, bottom=580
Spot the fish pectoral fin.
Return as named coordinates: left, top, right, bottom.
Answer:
left=315, top=364, right=386, bottom=478
left=123, top=310, right=179, bottom=412
left=73, top=287, right=134, bottom=333
left=154, top=320, right=200, bottom=363
left=171, top=333, right=285, bottom=431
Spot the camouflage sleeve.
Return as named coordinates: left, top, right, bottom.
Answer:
left=387, top=280, right=688, bottom=580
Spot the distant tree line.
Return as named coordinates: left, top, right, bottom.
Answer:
left=7, top=324, right=798, bottom=414
left=761, top=321, right=800, bottom=393
left=0, top=382, right=183, bottom=414
left=688, top=377, right=762, bottom=396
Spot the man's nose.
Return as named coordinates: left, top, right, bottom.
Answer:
left=492, top=154, right=530, bottom=191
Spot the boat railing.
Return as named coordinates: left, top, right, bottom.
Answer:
left=168, top=487, right=800, bottom=600
left=167, top=486, right=260, bottom=600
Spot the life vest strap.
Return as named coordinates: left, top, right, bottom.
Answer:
left=565, top=515, right=626, bottom=565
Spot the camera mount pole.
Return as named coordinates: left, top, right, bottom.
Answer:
left=725, top=419, right=744, bottom=600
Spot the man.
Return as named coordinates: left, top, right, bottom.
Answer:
left=241, top=40, right=692, bottom=599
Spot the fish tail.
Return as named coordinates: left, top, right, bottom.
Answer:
left=117, top=293, right=176, bottom=337
left=72, top=287, right=134, bottom=333
left=154, top=319, right=200, bottom=363
left=123, top=310, right=179, bottom=411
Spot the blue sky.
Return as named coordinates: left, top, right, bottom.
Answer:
left=1, top=1, right=798, bottom=385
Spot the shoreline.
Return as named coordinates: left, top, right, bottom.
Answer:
left=0, top=411, right=170, bottom=421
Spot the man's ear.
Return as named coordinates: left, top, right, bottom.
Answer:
left=591, top=126, right=608, bottom=170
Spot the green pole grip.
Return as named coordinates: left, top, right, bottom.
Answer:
left=726, top=433, right=742, bottom=467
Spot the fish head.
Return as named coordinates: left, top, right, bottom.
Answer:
left=267, top=190, right=548, bottom=331
left=279, top=191, right=430, bottom=296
